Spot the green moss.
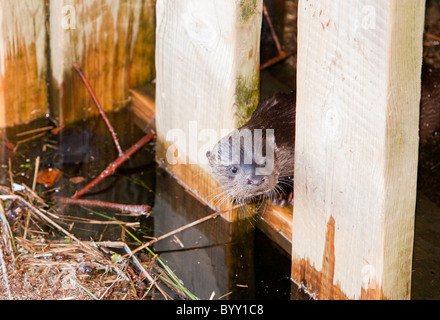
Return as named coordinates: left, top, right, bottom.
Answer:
left=239, top=0, right=258, bottom=24
left=235, top=75, right=260, bottom=127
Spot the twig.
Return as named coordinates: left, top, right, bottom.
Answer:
left=98, top=275, right=123, bottom=300
left=0, top=195, right=138, bottom=293
left=32, top=156, right=40, bottom=192
left=0, top=201, right=17, bottom=258
left=19, top=183, right=47, bottom=208
left=16, top=126, right=54, bottom=137
left=131, top=204, right=245, bottom=255
left=95, top=241, right=170, bottom=299
left=125, top=245, right=170, bottom=299
left=218, top=291, right=233, bottom=300
left=260, top=50, right=296, bottom=70
left=23, top=203, right=32, bottom=240
left=8, top=158, right=14, bottom=190
left=72, top=63, right=156, bottom=200
left=53, top=196, right=151, bottom=216
left=72, top=63, right=124, bottom=157
left=260, top=2, right=296, bottom=70
left=426, top=32, right=440, bottom=42
left=73, top=131, right=155, bottom=199
left=0, top=245, right=12, bottom=299
left=0, top=195, right=98, bottom=255
left=56, top=216, right=140, bottom=227
left=143, top=273, right=160, bottom=299
left=263, top=2, right=282, bottom=52
left=70, top=278, right=99, bottom=300
left=16, top=132, right=47, bottom=145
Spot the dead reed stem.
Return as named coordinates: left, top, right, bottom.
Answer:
left=54, top=196, right=151, bottom=216
left=73, top=131, right=155, bottom=199
left=131, top=204, right=245, bottom=255
left=73, top=63, right=124, bottom=156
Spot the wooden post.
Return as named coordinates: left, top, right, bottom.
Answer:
left=49, top=0, right=155, bottom=125
left=155, top=0, right=263, bottom=221
left=0, top=1, right=48, bottom=128
left=292, top=0, right=425, bottom=299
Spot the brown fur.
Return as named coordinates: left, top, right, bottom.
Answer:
left=206, top=92, right=295, bottom=202
left=206, top=64, right=440, bottom=203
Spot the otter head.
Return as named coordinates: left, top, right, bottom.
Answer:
left=206, top=128, right=280, bottom=201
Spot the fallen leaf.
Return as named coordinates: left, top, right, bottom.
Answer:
left=36, top=168, right=62, bottom=188
left=69, top=176, right=85, bottom=184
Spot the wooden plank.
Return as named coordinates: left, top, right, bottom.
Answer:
left=49, top=0, right=155, bottom=125
left=0, top=0, right=48, bottom=128
left=292, top=0, right=425, bottom=300
left=128, top=83, right=295, bottom=254
left=129, top=84, right=155, bottom=133
left=258, top=205, right=292, bottom=254
left=155, top=0, right=263, bottom=221
left=153, top=168, right=256, bottom=299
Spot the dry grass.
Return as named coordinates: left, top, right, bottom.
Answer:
left=0, top=185, right=197, bottom=300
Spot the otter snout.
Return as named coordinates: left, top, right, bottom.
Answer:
left=247, top=175, right=266, bottom=186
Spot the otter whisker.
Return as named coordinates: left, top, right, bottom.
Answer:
left=205, top=92, right=296, bottom=212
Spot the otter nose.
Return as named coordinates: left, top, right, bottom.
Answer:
left=247, top=175, right=265, bottom=186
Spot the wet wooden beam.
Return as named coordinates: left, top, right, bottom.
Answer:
left=0, top=1, right=48, bottom=128
left=49, top=0, right=155, bottom=125
left=129, top=84, right=295, bottom=254
left=258, top=205, right=292, bottom=254
left=155, top=0, right=263, bottom=221
left=130, top=84, right=155, bottom=133
left=292, top=0, right=425, bottom=299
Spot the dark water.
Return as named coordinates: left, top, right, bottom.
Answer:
left=3, top=106, right=439, bottom=299
left=0, top=108, right=294, bottom=300
left=153, top=167, right=294, bottom=299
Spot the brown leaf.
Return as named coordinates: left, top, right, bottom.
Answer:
left=69, top=176, right=85, bottom=184
left=36, top=168, right=62, bottom=188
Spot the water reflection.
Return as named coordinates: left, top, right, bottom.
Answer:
left=0, top=108, right=292, bottom=300
left=153, top=167, right=257, bottom=299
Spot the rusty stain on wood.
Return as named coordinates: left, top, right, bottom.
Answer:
left=292, top=215, right=385, bottom=300
left=0, top=1, right=48, bottom=128
left=320, top=216, right=336, bottom=299
left=293, top=0, right=423, bottom=300
left=0, top=0, right=155, bottom=128
left=49, top=0, right=156, bottom=124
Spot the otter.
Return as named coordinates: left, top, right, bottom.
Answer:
left=206, top=92, right=295, bottom=206
left=206, top=64, right=440, bottom=206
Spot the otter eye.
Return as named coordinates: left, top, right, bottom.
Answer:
left=231, top=166, right=238, bottom=174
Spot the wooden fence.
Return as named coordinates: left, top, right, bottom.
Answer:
left=0, top=0, right=425, bottom=300
left=0, top=0, right=155, bottom=127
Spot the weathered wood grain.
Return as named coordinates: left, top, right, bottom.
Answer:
left=0, top=0, right=48, bottom=128
left=292, top=0, right=425, bottom=300
left=155, top=0, right=263, bottom=221
left=49, top=0, right=155, bottom=124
